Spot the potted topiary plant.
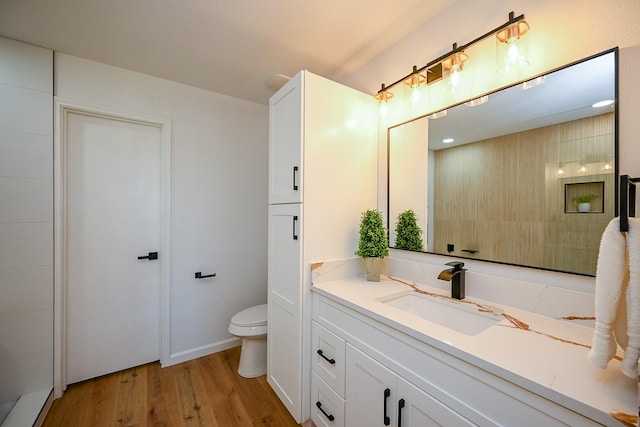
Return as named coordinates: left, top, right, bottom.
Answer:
left=355, top=209, right=388, bottom=282
left=573, top=194, right=598, bottom=213
left=394, top=209, right=424, bottom=251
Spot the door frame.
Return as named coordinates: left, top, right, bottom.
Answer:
left=53, top=99, right=172, bottom=396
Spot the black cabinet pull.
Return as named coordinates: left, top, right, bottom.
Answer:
left=383, top=388, right=391, bottom=426
left=317, top=349, right=336, bottom=364
left=316, top=401, right=335, bottom=421
left=293, top=166, right=299, bottom=191
left=398, top=398, right=405, bottom=427
left=137, top=251, right=158, bottom=260
left=292, top=215, right=298, bottom=240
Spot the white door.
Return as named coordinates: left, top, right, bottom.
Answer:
left=346, top=344, right=397, bottom=427
left=267, top=203, right=303, bottom=421
left=65, top=111, right=162, bottom=384
left=268, top=71, right=302, bottom=204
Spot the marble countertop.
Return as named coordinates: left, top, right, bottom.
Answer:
left=311, top=273, right=638, bottom=426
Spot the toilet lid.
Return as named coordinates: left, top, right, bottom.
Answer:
left=231, top=304, right=267, bottom=327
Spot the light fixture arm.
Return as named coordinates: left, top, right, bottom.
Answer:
left=375, top=11, right=526, bottom=95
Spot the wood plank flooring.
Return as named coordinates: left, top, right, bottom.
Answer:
left=42, top=346, right=299, bottom=427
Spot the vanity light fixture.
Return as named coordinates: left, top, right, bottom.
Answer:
left=374, top=83, right=394, bottom=103
left=579, top=164, right=588, bottom=174
left=442, top=44, right=469, bottom=92
left=372, top=11, right=530, bottom=103
left=496, top=11, right=530, bottom=73
left=557, top=165, right=565, bottom=175
left=465, top=95, right=488, bottom=107
left=592, top=99, right=614, bottom=108
left=404, top=65, right=426, bottom=88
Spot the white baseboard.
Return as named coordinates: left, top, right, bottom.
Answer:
left=164, top=337, right=241, bottom=367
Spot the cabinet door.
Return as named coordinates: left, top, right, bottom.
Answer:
left=267, top=203, right=303, bottom=421
left=396, top=377, right=475, bottom=427
left=346, top=344, right=396, bottom=427
left=269, top=71, right=303, bottom=204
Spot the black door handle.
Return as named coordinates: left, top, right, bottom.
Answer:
left=398, top=398, right=405, bottom=427
left=317, top=349, right=336, bottom=364
left=138, top=252, right=158, bottom=260
left=292, top=215, right=298, bottom=240
left=383, top=388, right=391, bottom=426
left=293, top=166, right=299, bottom=191
left=315, top=401, right=335, bottom=422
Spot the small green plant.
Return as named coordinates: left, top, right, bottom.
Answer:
left=355, top=209, right=388, bottom=258
left=573, top=194, right=598, bottom=204
left=394, top=210, right=423, bottom=251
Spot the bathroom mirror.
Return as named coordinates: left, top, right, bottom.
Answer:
left=388, top=49, right=617, bottom=276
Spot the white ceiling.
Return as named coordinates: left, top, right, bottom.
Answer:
left=0, top=0, right=454, bottom=104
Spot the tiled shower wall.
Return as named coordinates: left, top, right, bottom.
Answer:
left=0, top=37, right=53, bottom=422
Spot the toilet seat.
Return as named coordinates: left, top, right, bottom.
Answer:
left=228, top=304, right=267, bottom=336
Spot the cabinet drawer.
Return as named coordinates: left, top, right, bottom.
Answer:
left=311, top=372, right=345, bottom=427
left=312, top=320, right=346, bottom=397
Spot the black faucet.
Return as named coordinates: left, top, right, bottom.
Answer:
left=437, top=261, right=466, bottom=300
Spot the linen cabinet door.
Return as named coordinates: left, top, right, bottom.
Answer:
left=269, top=71, right=303, bottom=204
left=345, top=344, right=397, bottom=427
left=267, top=203, right=303, bottom=421
left=396, top=376, right=475, bottom=427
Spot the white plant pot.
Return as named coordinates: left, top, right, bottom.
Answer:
left=363, top=257, right=383, bottom=282
left=578, top=202, right=591, bottom=213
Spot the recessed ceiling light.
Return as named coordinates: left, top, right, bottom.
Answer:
left=592, top=99, right=614, bottom=108
left=465, top=96, right=488, bottom=107
left=443, top=138, right=454, bottom=144
left=428, top=110, right=447, bottom=119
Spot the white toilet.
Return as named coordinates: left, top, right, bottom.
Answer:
left=228, top=304, right=268, bottom=378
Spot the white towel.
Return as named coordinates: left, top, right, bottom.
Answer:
left=587, top=217, right=640, bottom=378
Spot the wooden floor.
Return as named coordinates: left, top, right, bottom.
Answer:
left=42, top=347, right=299, bottom=426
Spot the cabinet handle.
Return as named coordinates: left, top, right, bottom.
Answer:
left=316, top=401, right=335, bottom=421
left=383, top=388, right=391, bottom=426
left=398, top=398, right=405, bottom=427
left=292, top=215, right=298, bottom=240
left=317, top=349, right=336, bottom=365
left=293, top=166, right=299, bottom=191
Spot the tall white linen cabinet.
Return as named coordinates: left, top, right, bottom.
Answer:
left=267, top=70, right=378, bottom=423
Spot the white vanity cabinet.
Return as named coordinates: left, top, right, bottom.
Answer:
left=267, top=70, right=377, bottom=423
left=312, top=292, right=606, bottom=427
left=346, top=344, right=474, bottom=427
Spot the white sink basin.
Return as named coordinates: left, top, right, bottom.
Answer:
left=377, top=291, right=503, bottom=336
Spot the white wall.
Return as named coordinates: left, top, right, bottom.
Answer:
left=55, top=53, right=269, bottom=366
left=0, top=37, right=53, bottom=421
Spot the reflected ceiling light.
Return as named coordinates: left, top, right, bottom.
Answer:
left=592, top=99, right=614, bottom=108
left=443, top=138, right=454, bottom=144
left=372, top=11, right=530, bottom=103
left=404, top=65, right=426, bottom=88
left=465, top=95, right=488, bottom=107
left=374, top=83, right=393, bottom=103
left=428, top=110, right=447, bottom=119
left=521, top=76, right=546, bottom=90
left=496, top=12, right=530, bottom=73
